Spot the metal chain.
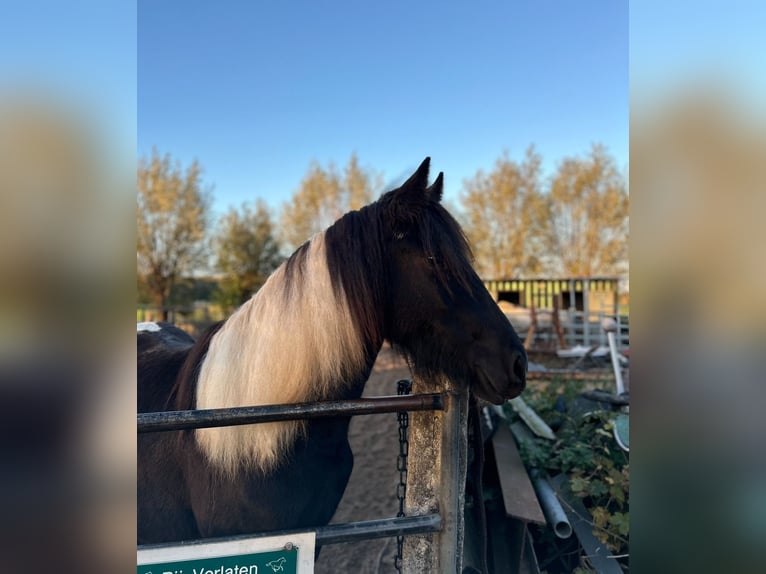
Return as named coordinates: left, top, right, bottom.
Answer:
left=394, top=379, right=412, bottom=573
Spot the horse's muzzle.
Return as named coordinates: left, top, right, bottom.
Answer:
left=472, top=350, right=526, bottom=404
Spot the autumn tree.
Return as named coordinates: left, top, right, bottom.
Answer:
left=545, top=144, right=629, bottom=276
left=137, top=150, right=211, bottom=319
left=214, top=200, right=283, bottom=309
left=459, top=147, right=549, bottom=278
left=280, top=153, right=382, bottom=250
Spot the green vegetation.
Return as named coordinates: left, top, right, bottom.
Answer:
left=214, top=200, right=283, bottom=311
left=508, top=377, right=629, bottom=572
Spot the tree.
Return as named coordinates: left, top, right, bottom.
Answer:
left=214, top=200, right=283, bottom=309
left=137, top=149, right=211, bottom=319
left=545, top=144, right=628, bottom=276
left=280, top=153, right=381, bottom=250
left=459, top=147, right=549, bottom=278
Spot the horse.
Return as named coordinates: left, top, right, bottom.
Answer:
left=137, top=158, right=527, bottom=546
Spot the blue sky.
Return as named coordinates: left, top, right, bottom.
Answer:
left=138, top=0, right=628, bottom=215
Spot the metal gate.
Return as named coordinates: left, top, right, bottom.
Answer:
left=137, top=374, right=470, bottom=573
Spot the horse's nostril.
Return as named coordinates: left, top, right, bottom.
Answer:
left=513, top=356, right=527, bottom=384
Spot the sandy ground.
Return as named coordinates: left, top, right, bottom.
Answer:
left=315, top=346, right=412, bottom=574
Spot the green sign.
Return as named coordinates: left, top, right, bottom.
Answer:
left=138, top=532, right=315, bottom=574
left=138, top=547, right=296, bottom=574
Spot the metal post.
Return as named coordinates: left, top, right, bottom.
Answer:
left=567, top=307, right=575, bottom=348
left=616, top=314, right=623, bottom=350
left=568, top=279, right=577, bottom=347
left=598, top=312, right=606, bottom=346
left=583, top=279, right=591, bottom=347
left=402, top=375, right=469, bottom=573
left=569, top=279, right=575, bottom=313
left=602, top=317, right=626, bottom=395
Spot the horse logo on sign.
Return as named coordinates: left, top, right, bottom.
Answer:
left=266, top=556, right=287, bottom=572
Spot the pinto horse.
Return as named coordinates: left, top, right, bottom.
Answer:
left=138, top=158, right=527, bottom=545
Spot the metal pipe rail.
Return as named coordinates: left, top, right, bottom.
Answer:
left=137, top=514, right=442, bottom=552
left=138, top=389, right=453, bottom=571
left=138, top=393, right=446, bottom=433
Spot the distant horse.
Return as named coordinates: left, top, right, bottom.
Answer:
left=138, top=158, right=527, bottom=545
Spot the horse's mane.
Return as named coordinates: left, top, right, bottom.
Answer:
left=174, top=178, right=477, bottom=475
left=188, top=232, right=369, bottom=474
left=172, top=320, right=225, bottom=412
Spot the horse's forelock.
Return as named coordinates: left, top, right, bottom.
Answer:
left=420, top=203, right=477, bottom=297
left=323, top=194, right=478, bottom=344
left=380, top=190, right=478, bottom=297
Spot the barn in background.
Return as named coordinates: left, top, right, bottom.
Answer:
left=484, top=277, right=628, bottom=350
left=483, top=277, right=620, bottom=316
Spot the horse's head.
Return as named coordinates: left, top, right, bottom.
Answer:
left=377, top=158, right=527, bottom=403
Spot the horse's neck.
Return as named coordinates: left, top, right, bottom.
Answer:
left=333, top=356, right=378, bottom=401
left=302, top=356, right=377, bottom=452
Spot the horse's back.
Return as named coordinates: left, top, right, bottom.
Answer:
left=137, top=322, right=194, bottom=413
left=137, top=322, right=199, bottom=544
left=138, top=321, right=194, bottom=349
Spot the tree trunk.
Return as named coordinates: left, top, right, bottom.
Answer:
left=154, top=291, right=170, bottom=322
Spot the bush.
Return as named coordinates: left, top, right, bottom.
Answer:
left=508, top=377, right=629, bottom=572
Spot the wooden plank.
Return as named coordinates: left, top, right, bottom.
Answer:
left=491, top=424, right=546, bottom=525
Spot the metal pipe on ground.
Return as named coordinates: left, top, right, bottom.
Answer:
left=531, top=475, right=573, bottom=539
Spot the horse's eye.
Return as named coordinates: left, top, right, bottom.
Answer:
left=426, top=256, right=437, bottom=265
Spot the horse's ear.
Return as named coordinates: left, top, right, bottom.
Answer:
left=426, top=172, right=444, bottom=203
left=394, top=157, right=431, bottom=200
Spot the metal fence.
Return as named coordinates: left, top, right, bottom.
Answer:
left=515, top=310, right=630, bottom=352
left=138, top=379, right=468, bottom=573
left=564, top=311, right=630, bottom=349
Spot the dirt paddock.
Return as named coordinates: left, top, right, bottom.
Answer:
left=315, top=345, right=412, bottom=574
